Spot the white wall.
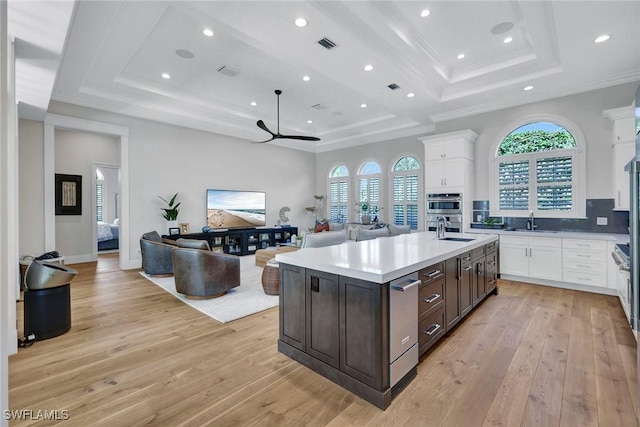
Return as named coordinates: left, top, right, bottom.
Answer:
left=317, top=82, right=639, bottom=215
left=19, top=101, right=317, bottom=267
left=315, top=136, right=424, bottom=226
left=433, top=81, right=639, bottom=201
left=18, top=119, right=45, bottom=256
left=54, top=129, right=119, bottom=260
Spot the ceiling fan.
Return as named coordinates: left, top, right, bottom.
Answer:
left=255, top=90, right=321, bottom=143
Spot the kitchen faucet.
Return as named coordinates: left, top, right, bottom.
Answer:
left=436, top=215, right=449, bottom=239
left=527, top=210, right=537, bottom=230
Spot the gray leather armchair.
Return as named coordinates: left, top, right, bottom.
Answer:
left=139, top=231, right=176, bottom=276
left=171, top=248, right=240, bottom=299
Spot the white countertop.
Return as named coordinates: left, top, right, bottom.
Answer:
left=275, top=231, right=498, bottom=283
left=467, top=228, right=629, bottom=244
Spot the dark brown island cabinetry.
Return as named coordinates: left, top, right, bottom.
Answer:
left=279, top=264, right=390, bottom=408
left=278, top=238, right=499, bottom=410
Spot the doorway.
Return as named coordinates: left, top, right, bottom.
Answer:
left=94, top=164, right=120, bottom=258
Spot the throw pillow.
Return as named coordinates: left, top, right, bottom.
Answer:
left=356, top=227, right=390, bottom=242
left=315, top=220, right=330, bottom=233
left=388, top=224, right=411, bottom=236
left=176, top=238, right=211, bottom=251
left=328, top=222, right=345, bottom=231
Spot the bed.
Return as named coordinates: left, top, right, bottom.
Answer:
left=97, top=220, right=119, bottom=251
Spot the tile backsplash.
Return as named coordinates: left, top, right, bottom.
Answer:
left=471, top=199, right=629, bottom=234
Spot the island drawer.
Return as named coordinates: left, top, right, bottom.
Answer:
left=472, top=246, right=485, bottom=260
left=419, top=261, right=445, bottom=285
left=485, top=241, right=498, bottom=254
left=419, top=277, right=445, bottom=317
left=418, top=306, right=445, bottom=355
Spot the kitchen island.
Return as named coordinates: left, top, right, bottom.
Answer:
left=275, top=231, right=499, bottom=409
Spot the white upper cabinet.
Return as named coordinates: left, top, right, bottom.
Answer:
left=604, top=106, right=636, bottom=211
left=419, top=130, right=478, bottom=194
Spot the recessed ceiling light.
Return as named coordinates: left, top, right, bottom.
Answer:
left=250, top=101, right=257, bottom=106
left=295, top=18, right=307, bottom=28
left=503, top=37, right=513, bottom=44
left=420, top=9, right=430, bottom=18
left=302, top=75, right=310, bottom=82
left=161, top=73, right=171, bottom=79
left=457, top=53, right=465, bottom=59
left=364, top=64, right=374, bottom=71
left=523, top=85, right=534, bottom=91
left=361, top=103, right=367, bottom=108
left=203, top=28, right=214, bottom=37
left=307, top=120, right=313, bottom=124
left=407, top=93, right=415, bottom=98
left=594, top=34, right=610, bottom=43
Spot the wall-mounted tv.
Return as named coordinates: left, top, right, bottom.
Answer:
left=206, top=189, right=266, bottom=229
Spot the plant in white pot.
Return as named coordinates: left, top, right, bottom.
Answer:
left=158, top=193, right=180, bottom=232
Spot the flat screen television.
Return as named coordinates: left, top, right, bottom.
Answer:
left=206, top=189, right=266, bottom=229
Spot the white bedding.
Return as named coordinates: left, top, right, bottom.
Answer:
left=97, top=221, right=113, bottom=242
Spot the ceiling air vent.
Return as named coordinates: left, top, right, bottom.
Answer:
left=317, top=37, right=337, bottom=50
left=217, top=65, right=240, bottom=77
left=387, top=83, right=400, bottom=90
left=311, top=103, right=329, bottom=110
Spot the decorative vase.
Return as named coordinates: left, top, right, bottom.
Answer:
left=361, top=214, right=371, bottom=225
left=167, top=220, right=178, bottom=234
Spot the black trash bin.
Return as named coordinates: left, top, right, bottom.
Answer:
left=23, top=260, right=77, bottom=340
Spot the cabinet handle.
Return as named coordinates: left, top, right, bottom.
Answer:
left=391, top=279, right=422, bottom=292
left=578, top=277, right=592, bottom=281
left=618, top=191, right=621, bottom=206
left=425, top=270, right=442, bottom=278
left=463, top=266, right=472, bottom=271
left=576, top=254, right=591, bottom=258
left=444, top=178, right=446, bottom=186
left=576, top=264, right=592, bottom=269
left=529, top=248, right=532, bottom=257
left=425, top=323, right=442, bottom=336
left=424, top=293, right=441, bottom=303
left=311, top=276, right=320, bottom=293
left=525, top=248, right=528, bottom=257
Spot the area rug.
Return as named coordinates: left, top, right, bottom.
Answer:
left=140, top=255, right=279, bottom=323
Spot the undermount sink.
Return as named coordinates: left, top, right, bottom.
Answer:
left=438, top=237, right=475, bottom=242
left=512, top=229, right=559, bottom=233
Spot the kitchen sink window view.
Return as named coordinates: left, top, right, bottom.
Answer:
left=495, top=119, right=585, bottom=219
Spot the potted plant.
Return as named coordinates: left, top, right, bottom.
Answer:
left=359, top=200, right=371, bottom=225
left=158, top=193, right=180, bottom=232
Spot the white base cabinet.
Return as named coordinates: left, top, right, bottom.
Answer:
left=499, top=235, right=562, bottom=281
left=500, top=235, right=617, bottom=291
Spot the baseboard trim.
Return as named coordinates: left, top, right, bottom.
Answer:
left=500, top=274, right=616, bottom=296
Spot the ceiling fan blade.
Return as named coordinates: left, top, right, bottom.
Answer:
left=277, top=134, right=321, bottom=141
left=256, top=120, right=275, bottom=136
left=252, top=135, right=277, bottom=143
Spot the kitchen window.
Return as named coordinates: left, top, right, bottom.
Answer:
left=329, top=164, right=349, bottom=223
left=391, top=156, right=420, bottom=230
left=494, top=120, right=585, bottom=218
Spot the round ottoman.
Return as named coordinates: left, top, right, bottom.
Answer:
left=262, top=261, right=280, bottom=295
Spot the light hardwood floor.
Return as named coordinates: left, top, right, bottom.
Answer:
left=9, top=254, right=637, bottom=426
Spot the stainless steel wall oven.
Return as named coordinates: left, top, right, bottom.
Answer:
left=426, top=193, right=462, bottom=232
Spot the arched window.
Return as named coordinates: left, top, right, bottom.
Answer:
left=328, top=164, right=349, bottom=222
left=391, top=156, right=420, bottom=229
left=357, top=161, right=382, bottom=220
left=496, top=121, right=581, bottom=216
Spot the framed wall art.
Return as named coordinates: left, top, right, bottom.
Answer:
left=55, top=174, right=82, bottom=215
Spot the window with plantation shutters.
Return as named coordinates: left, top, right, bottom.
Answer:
left=329, top=165, right=349, bottom=222
left=358, top=161, right=382, bottom=217
left=496, top=121, right=579, bottom=217
left=96, top=184, right=104, bottom=221
left=391, top=156, right=420, bottom=230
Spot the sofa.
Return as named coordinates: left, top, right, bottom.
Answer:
left=301, top=223, right=411, bottom=248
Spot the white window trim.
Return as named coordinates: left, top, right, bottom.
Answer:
left=490, top=114, right=586, bottom=219
left=389, top=153, right=423, bottom=230
left=327, top=162, right=350, bottom=223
